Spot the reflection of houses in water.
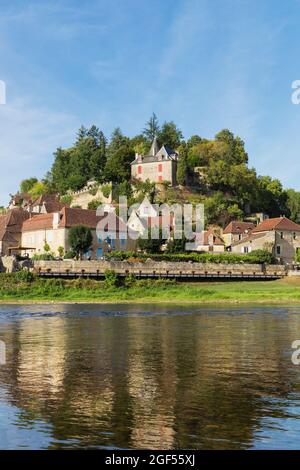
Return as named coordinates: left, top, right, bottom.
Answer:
left=1, top=310, right=300, bottom=449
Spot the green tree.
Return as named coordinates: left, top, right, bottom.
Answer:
left=286, top=189, right=300, bottom=223
left=158, top=121, right=183, bottom=150
left=177, top=143, right=188, bottom=185
left=104, top=142, right=135, bottom=183
left=137, top=228, right=166, bottom=253
left=143, top=113, right=160, bottom=141
left=68, top=225, right=93, bottom=260
left=166, top=236, right=187, bottom=253
left=20, top=177, right=38, bottom=194
left=28, top=181, right=48, bottom=200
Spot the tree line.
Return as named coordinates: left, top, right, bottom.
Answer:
left=18, top=113, right=300, bottom=226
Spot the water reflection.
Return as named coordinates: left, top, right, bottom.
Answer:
left=1, top=304, right=300, bottom=449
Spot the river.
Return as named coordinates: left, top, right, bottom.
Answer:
left=0, top=303, right=300, bottom=449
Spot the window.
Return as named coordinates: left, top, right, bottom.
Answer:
left=138, top=166, right=142, bottom=174
left=98, top=236, right=102, bottom=243
left=158, top=175, right=163, bottom=182
left=276, top=245, right=281, bottom=255
left=243, top=246, right=249, bottom=253
left=158, top=163, right=163, bottom=172
left=280, top=232, right=284, bottom=239
left=96, top=248, right=103, bottom=258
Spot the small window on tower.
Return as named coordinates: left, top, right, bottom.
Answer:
left=138, top=166, right=142, bottom=174
left=158, top=176, right=163, bottom=182
left=158, top=163, right=162, bottom=172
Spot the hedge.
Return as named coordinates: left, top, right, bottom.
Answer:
left=106, top=249, right=275, bottom=265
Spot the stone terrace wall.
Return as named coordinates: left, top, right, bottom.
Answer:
left=33, top=260, right=287, bottom=277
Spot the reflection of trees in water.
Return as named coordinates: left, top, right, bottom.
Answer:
left=1, top=310, right=300, bottom=449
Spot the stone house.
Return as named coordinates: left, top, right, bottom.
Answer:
left=21, top=207, right=137, bottom=259
left=30, top=194, right=66, bottom=214
left=0, top=208, right=30, bottom=255
left=131, top=137, right=178, bottom=186
left=223, top=221, right=255, bottom=247
left=230, top=217, right=300, bottom=263
left=9, top=192, right=32, bottom=210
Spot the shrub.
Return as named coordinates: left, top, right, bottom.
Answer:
left=32, top=253, right=55, bottom=261
left=105, top=250, right=275, bottom=265
left=247, top=249, right=274, bottom=264
left=64, top=250, right=76, bottom=259
left=14, top=270, right=35, bottom=283
left=104, top=269, right=120, bottom=287
left=88, top=185, right=98, bottom=196
left=44, top=242, right=51, bottom=253
left=88, top=199, right=102, bottom=210
left=58, top=246, right=65, bottom=258
left=101, top=183, right=112, bottom=199
left=124, top=273, right=136, bottom=287
left=60, top=194, right=73, bottom=206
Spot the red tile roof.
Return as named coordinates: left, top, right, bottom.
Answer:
left=32, top=194, right=67, bottom=213
left=22, top=207, right=128, bottom=233
left=231, top=232, right=268, bottom=247
left=223, top=221, right=255, bottom=234
left=22, top=213, right=54, bottom=232
left=252, top=217, right=300, bottom=233
left=0, top=208, right=30, bottom=241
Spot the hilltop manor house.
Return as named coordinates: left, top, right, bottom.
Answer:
left=131, top=137, right=179, bottom=186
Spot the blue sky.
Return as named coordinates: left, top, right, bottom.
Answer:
left=0, top=0, right=300, bottom=205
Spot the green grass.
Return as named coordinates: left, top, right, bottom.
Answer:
left=1, top=274, right=300, bottom=304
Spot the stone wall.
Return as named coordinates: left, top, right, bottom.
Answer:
left=33, top=260, right=287, bottom=277
left=69, top=182, right=114, bottom=209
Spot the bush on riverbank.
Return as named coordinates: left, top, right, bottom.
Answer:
left=106, top=250, right=275, bottom=264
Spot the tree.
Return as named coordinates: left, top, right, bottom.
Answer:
left=104, top=142, right=135, bottom=183
left=143, top=113, right=160, bottom=141
left=177, top=143, right=188, bottom=185
left=28, top=181, right=48, bottom=200
left=158, top=121, right=183, bottom=150
left=137, top=228, right=166, bottom=253
left=286, top=189, right=300, bottom=223
left=68, top=225, right=93, bottom=259
left=107, top=128, right=129, bottom=157
left=49, top=126, right=107, bottom=193
left=215, top=129, right=248, bottom=165
left=20, top=177, right=38, bottom=194
left=166, top=236, right=187, bottom=253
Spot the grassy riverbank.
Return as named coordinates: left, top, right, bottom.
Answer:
left=1, top=273, right=300, bottom=304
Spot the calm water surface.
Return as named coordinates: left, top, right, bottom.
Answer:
left=1, top=303, right=300, bottom=449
